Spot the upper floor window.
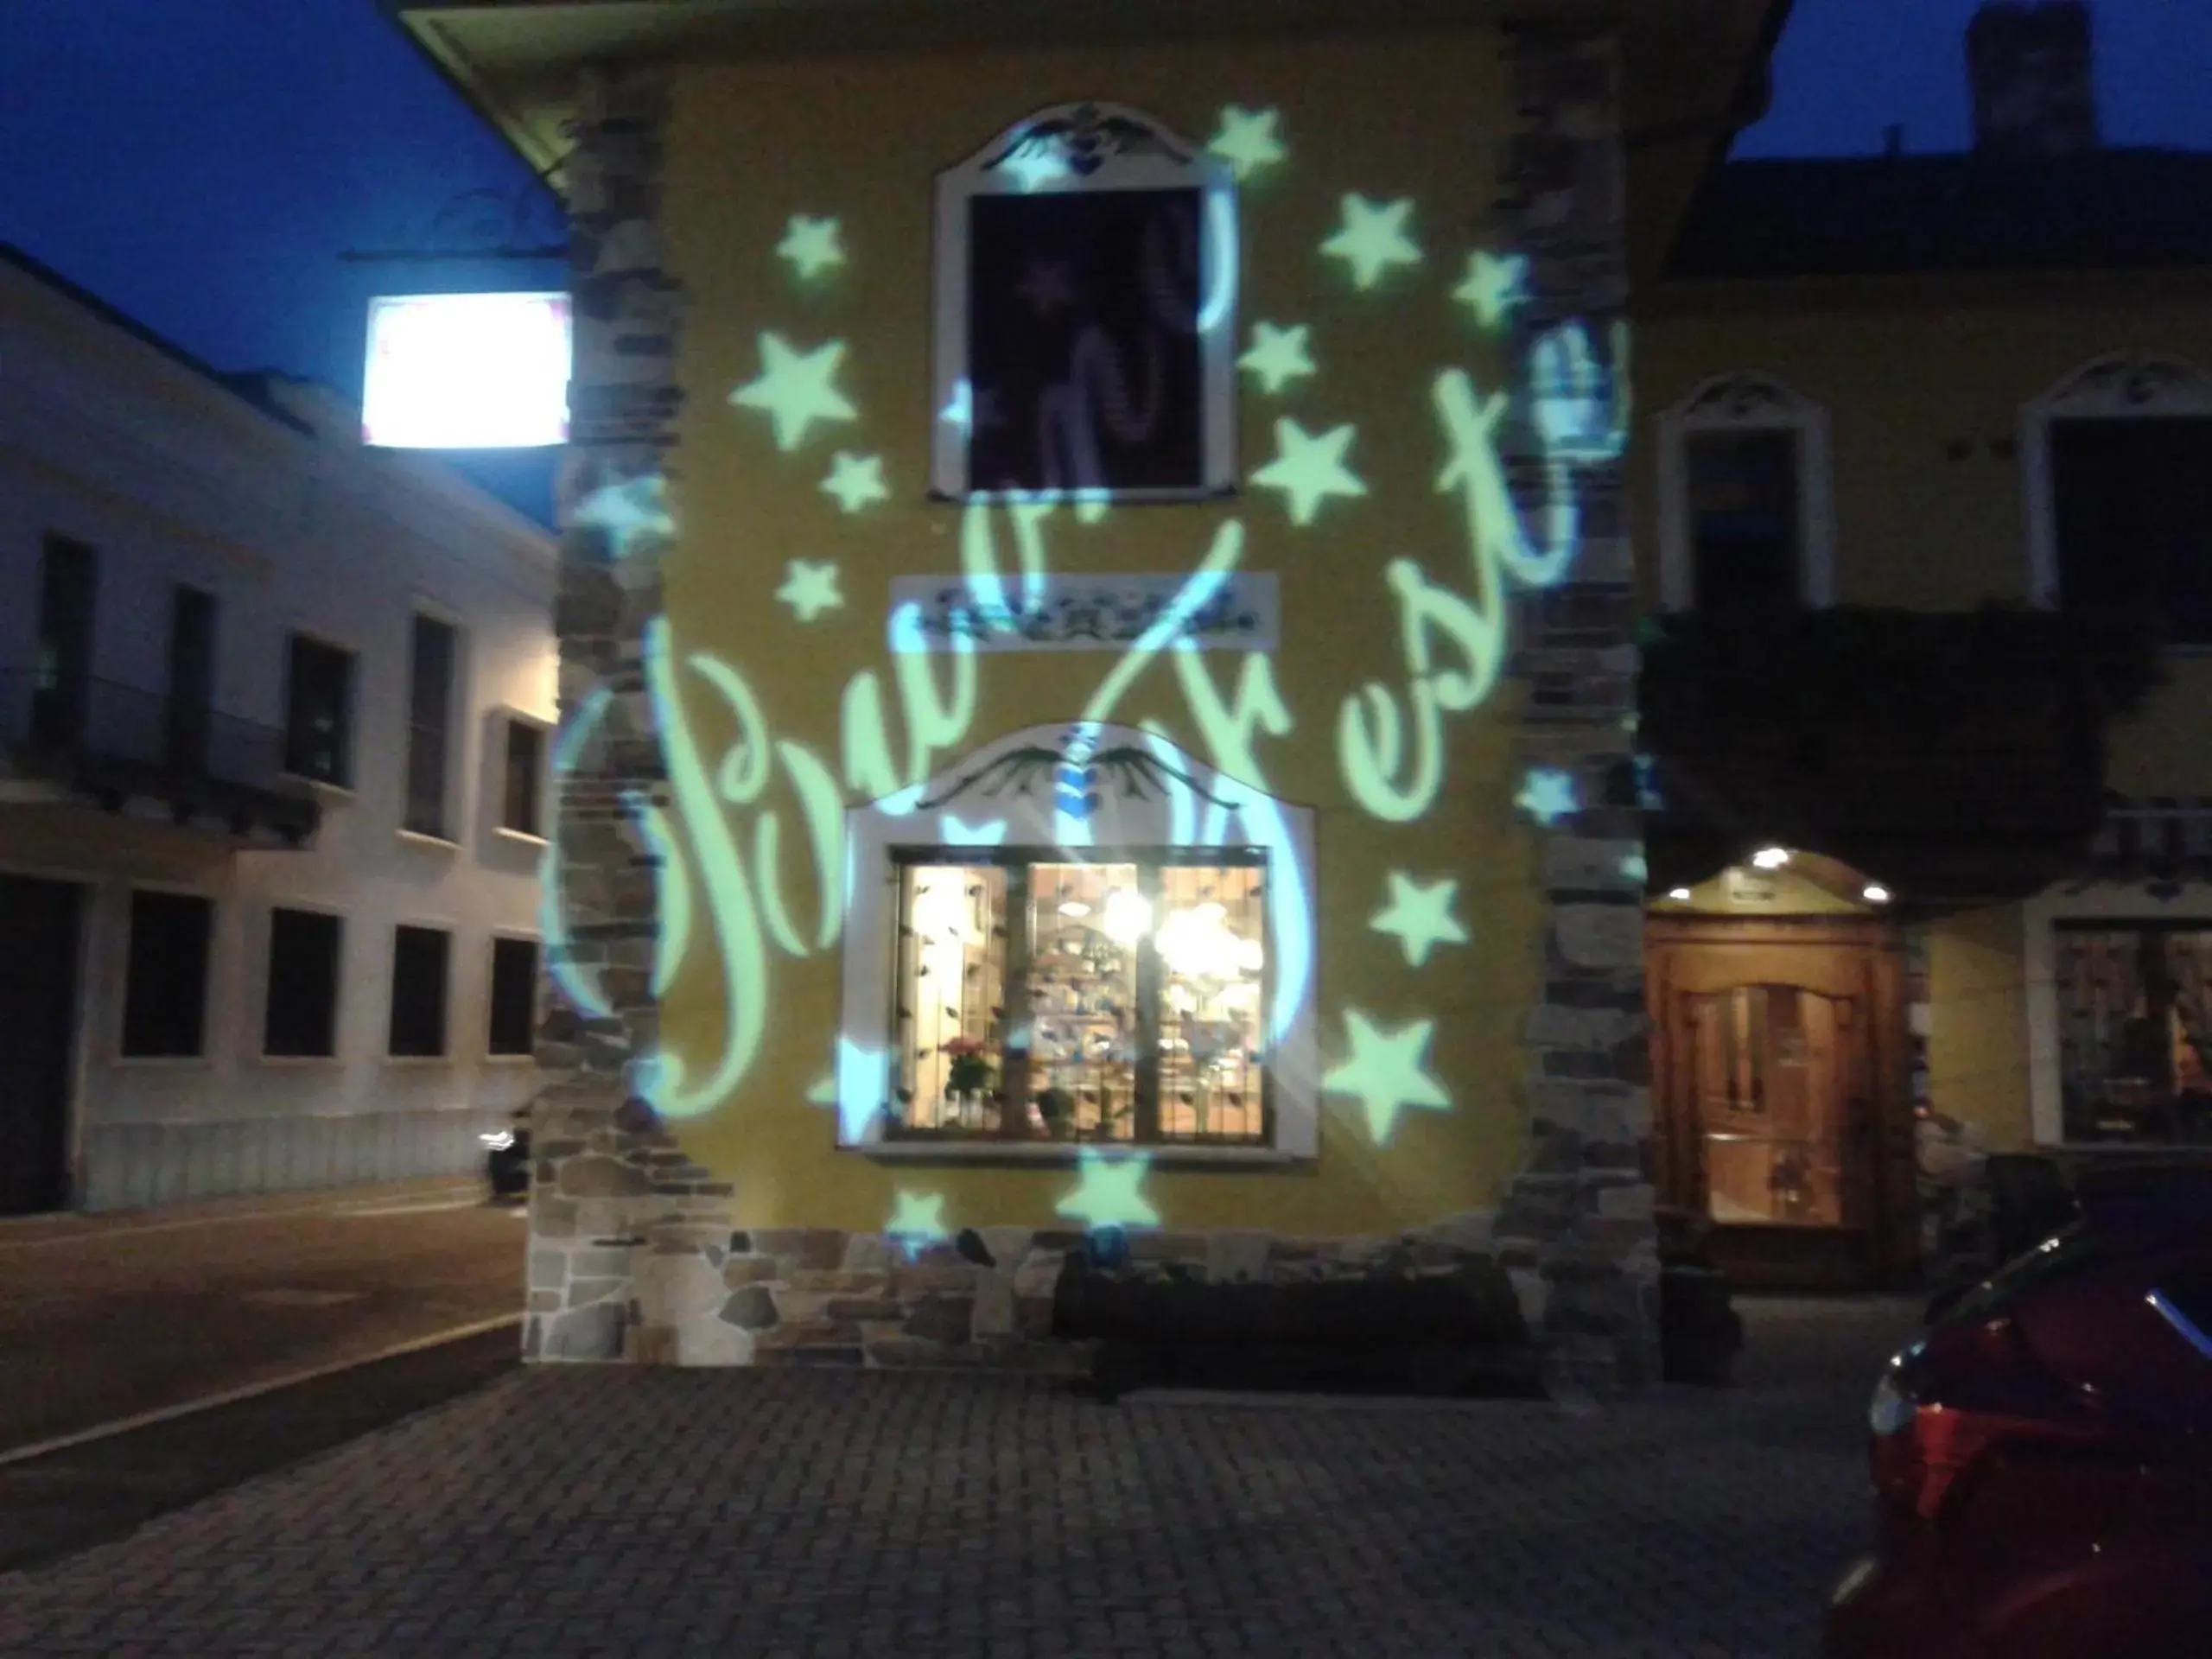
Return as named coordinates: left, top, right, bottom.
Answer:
left=403, top=613, right=457, bottom=838
left=283, top=635, right=354, bottom=787
left=500, top=716, right=545, bottom=839
left=1657, top=373, right=1835, bottom=613
left=30, top=535, right=98, bottom=747
left=931, top=103, right=1238, bottom=505
left=2028, top=354, right=2212, bottom=647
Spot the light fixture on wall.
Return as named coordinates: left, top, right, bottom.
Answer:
left=1058, top=899, right=1092, bottom=918
left=1751, top=846, right=1792, bottom=870
left=1863, top=883, right=1891, bottom=905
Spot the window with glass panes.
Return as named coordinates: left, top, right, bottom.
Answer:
left=891, top=849, right=1268, bottom=1144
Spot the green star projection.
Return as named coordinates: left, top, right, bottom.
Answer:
left=1206, top=105, right=1286, bottom=182
left=569, top=474, right=673, bottom=559
left=820, top=451, right=889, bottom=514
left=774, top=558, right=843, bottom=622
left=775, top=213, right=846, bottom=282
left=886, top=1190, right=948, bottom=1249
left=730, top=332, right=857, bottom=451
left=1369, top=873, right=1468, bottom=969
left=1322, top=1012, right=1452, bottom=1143
left=1452, top=250, right=1527, bottom=331
left=1250, top=416, right=1367, bottom=525
left=1055, top=1151, right=1161, bottom=1230
left=1321, top=194, right=1422, bottom=290
left=1237, top=321, right=1317, bottom=396
left=1516, top=768, right=1581, bottom=828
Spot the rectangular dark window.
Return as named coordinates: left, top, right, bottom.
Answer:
left=890, top=850, right=1267, bottom=1145
left=165, top=586, right=217, bottom=774
left=283, top=635, right=354, bottom=787
left=487, top=937, right=539, bottom=1057
left=501, top=720, right=543, bottom=837
left=1686, top=429, right=1802, bottom=610
left=2050, top=416, right=2212, bottom=645
left=121, top=890, right=213, bottom=1058
left=31, top=535, right=98, bottom=748
left=263, top=907, right=342, bottom=1058
left=2052, top=923, right=2212, bottom=1147
left=964, top=188, right=1207, bottom=498
left=403, top=614, right=456, bottom=837
left=387, top=925, right=450, bottom=1058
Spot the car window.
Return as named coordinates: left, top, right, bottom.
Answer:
left=1934, top=1220, right=2104, bottom=1331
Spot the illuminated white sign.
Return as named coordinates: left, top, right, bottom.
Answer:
left=361, top=292, right=571, bottom=449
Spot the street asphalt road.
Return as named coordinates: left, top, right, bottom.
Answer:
left=0, top=1178, right=528, bottom=1456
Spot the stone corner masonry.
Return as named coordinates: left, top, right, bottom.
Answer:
left=526, top=35, right=1658, bottom=1389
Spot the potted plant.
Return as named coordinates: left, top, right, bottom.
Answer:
left=943, top=1036, right=995, bottom=1127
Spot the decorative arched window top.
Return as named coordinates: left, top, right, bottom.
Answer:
left=836, top=722, right=1317, bottom=1162
left=2024, top=352, right=2212, bottom=642
left=1656, top=371, right=1835, bottom=613
left=2034, top=352, right=2212, bottom=419
left=930, top=103, right=1240, bottom=505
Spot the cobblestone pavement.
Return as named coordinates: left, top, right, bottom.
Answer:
left=0, top=1299, right=1916, bottom=1658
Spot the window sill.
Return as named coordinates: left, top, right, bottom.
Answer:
left=396, top=830, right=460, bottom=853
left=256, top=1053, right=344, bottom=1067
left=853, top=1139, right=1299, bottom=1170
left=494, top=826, right=549, bottom=849
left=111, top=1055, right=213, bottom=1070
left=482, top=1052, right=537, bottom=1065
left=280, top=773, right=357, bottom=800
left=382, top=1054, right=453, bottom=1067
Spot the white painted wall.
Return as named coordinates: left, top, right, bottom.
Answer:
left=0, top=250, right=558, bottom=1211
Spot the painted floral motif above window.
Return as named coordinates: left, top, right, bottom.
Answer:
left=931, top=103, right=1239, bottom=503
left=893, top=850, right=1268, bottom=1145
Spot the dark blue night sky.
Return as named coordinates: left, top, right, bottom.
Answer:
left=4, top=1, right=2207, bottom=531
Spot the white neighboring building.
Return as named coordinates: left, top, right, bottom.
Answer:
left=0, top=243, right=557, bottom=1215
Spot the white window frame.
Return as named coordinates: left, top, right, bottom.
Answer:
left=836, top=721, right=1316, bottom=1163
left=1656, top=371, right=1836, bottom=612
left=930, top=101, right=1239, bottom=505
left=2021, top=352, right=2212, bottom=637
left=2025, top=873, right=2212, bottom=1147
left=492, top=706, right=553, bottom=843
left=398, top=602, right=466, bottom=846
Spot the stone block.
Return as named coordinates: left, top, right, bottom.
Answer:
left=1597, top=1182, right=1656, bottom=1223
left=528, top=1290, right=562, bottom=1314
left=1555, top=903, right=1644, bottom=972
left=771, top=1289, right=835, bottom=1324
left=530, top=1198, right=579, bottom=1240
left=825, top=1298, right=903, bottom=1322
left=633, top=1249, right=725, bottom=1325
left=721, top=1286, right=779, bottom=1330
left=674, top=1319, right=754, bottom=1368
left=1417, top=1211, right=1496, bottom=1254
left=753, top=1319, right=853, bottom=1351
left=865, top=1336, right=987, bottom=1370
left=893, top=1262, right=977, bottom=1298
left=1131, top=1231, right=1205, bottom=1264
left=978, top=1226, right=1033, bottom=1269
left=751, top=1229, right=847, bottom=1270
left=1016, top=1295, right=1055, bottom=1339
left=1010, top=1249, right=1065, bottom=1301
left=841, top=1234, right=889, bottom=1273
left=1205, top=1231, right=1272, bottom=1283
left=1525, top=1001, right=1642, bottom=1052
left=901, top=1294, right=974, bottom=1344
left=568, top=1246, right=634, bottom=1280
left=540, top=1301, right=625, bottom=1362
left=559, top=1157, right=653, bottom=1202
left=971, top=1272, right=1015, bottom=1338
left=787, top=1269, right=886, bottom=1294
left=722, top=1255, right=779, bottom=1287
left=528, top=1249, right=570, bottom=1292
left=566, top=1276, right=627, bottom=1308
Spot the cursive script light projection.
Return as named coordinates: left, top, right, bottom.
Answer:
left=546, top=149, right=1630, bottom=1228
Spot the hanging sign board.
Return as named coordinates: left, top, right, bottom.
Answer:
left=361, top=292, right=570, bottom=448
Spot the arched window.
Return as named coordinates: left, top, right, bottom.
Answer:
left=2024, top=353, right=2212, bottom=646
left=930, top=103, right=1239, bottom=505
left=1656, top=372, right=1835, bottom=613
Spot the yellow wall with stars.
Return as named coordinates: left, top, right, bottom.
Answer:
left=645, top=27, right=1581, bottom=1238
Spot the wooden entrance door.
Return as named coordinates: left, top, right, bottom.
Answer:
left=1648, top=918, right=1913, bottom=1290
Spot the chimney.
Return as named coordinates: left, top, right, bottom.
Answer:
left=1967, top=1, right=2100, bottom=159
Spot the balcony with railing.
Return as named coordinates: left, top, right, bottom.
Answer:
left=0, top=669, right=320, bottom=844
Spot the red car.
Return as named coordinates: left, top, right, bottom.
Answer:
left=1826, top=1173, right=2212, bottom=1658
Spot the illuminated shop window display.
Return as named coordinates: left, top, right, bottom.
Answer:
left=893, top=852, right=1268, bottom=1144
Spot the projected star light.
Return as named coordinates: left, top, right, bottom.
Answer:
left=821, top=451, right=889, bottom=514
left=1452, top=250, right=1529, bottom=331
left=1321, top=194, right=1422, bottom=290
left=941, top=814, right=1007, bottom=846
left=1369, top=873, right=1469, bottom=969
left=775, top=213, right=845, bottom=281
left=569, top=474, right=672, bottom=558
left=1324, top=1011, right=1452, bottom=1144
left=886, top=1191, right=949, bottom=1253
left=1516, top=768, right=1581, bottom=828
left=1004, top=139, right=1071, bottom=193
left=1207, top=105, right=1286, bottom=181
left=1237, top=321, right=1316, bottom=397
left=774, top=558, right=842, bottom=622
left=729, top=332, right=856, bottom=452
left=1055, top=1150, right=1160, bottom=1230
left=1251, top=417, right=1367, bottom=526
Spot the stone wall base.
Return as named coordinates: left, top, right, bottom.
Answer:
left=526, top=1202, right=1659, bottom=1389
